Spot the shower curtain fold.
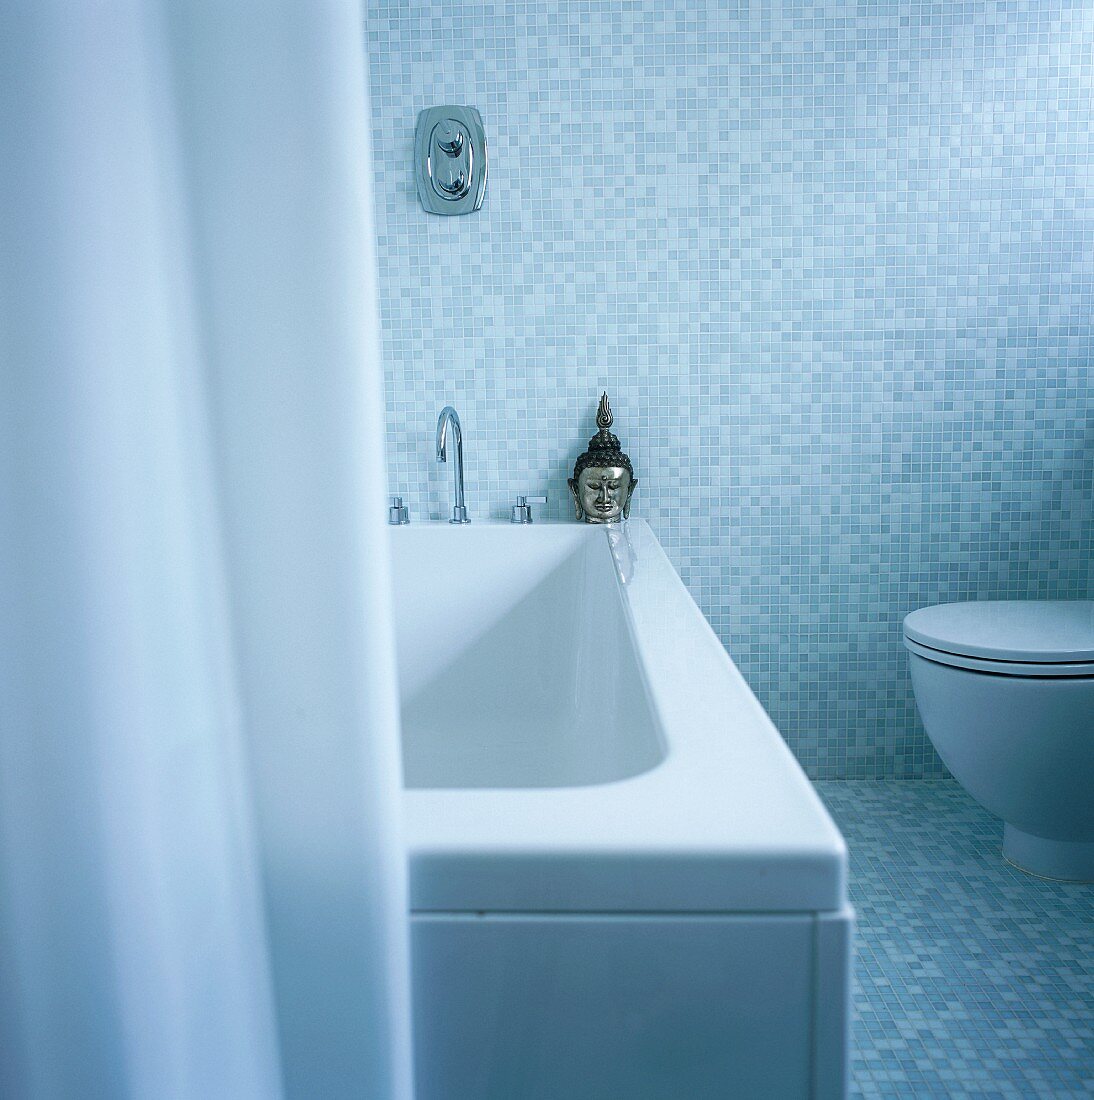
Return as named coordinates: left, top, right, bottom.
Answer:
left=0, top=3, right=412, bottom=1098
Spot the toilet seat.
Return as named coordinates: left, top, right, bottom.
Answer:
left=903, top=635, right=1094, bottom=677
left=903, top=600, right=1094, bottom=678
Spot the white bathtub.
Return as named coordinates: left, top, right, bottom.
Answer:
left=393, top=520, right=852, bottom=1099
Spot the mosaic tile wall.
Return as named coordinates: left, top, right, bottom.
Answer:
left=365, top=0, right=1094, bottom=777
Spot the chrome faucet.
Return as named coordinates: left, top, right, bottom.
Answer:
left=436, top=406, right=470, bottom=523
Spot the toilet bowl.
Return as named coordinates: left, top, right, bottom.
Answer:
left=904, top=600, right=1094, bottom=882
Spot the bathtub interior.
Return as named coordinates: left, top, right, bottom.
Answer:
left=392, top=526, right=665, bottom=789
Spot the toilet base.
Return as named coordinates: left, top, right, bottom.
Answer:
left=1003, top=826, right=1094, bottom=883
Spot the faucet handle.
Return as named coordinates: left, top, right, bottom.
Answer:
left=388, top=496, right=410, bottom=525
left=511, top=493, right=548, bottom=524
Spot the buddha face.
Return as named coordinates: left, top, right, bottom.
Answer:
left=569, top=465, right=636, bottom=524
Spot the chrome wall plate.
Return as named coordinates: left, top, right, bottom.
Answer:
left=414, top=106, right=487, bottom=215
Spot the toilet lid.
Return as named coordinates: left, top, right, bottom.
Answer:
left=903, top=600, right=1094, bottom=664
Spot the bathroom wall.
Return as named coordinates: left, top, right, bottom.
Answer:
left=366, top=0, right=1094, bottom=778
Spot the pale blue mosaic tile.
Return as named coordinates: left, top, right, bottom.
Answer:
left=819, top=782, right=1094, bottom=1099
left=366, top=1, right=1094, bottom=777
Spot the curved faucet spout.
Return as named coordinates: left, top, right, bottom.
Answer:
left=436, top=405, right=470, bottom=523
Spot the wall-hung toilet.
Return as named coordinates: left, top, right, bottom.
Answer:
left=904, top=600, right=1094, bottom=882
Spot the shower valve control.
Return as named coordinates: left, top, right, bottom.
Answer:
left=414, top=106, right=488, bottom=216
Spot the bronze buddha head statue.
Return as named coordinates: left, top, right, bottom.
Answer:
left=569, top=393, right=637, bottom=524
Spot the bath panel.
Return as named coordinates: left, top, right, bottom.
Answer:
left=412, top=913, right=816, bottom=1100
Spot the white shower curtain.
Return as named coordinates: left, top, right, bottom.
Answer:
left=0, top=3, right=411, bottom=1098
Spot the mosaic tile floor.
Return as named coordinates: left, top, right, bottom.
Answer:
left=816, top=782, right=1093, bottom=1099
